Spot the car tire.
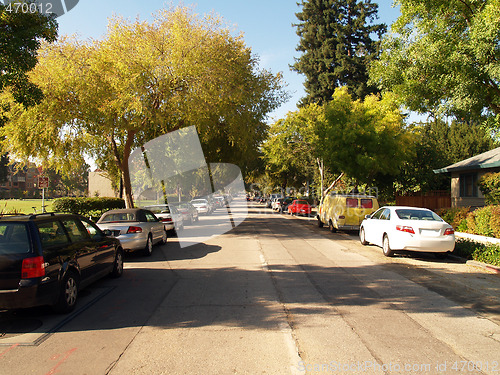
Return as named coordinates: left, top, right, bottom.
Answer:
left=111, top=249, right=124, bottom=278
left=162, top=229, right=168, bottom=244
left=360, top=227, right=368, bottom=245
left=329, top=220, right=337, bottom=233
left=143, top=235, right=153, bottom=256
left=53, top=270, right=79, bottom=313
left=382, top=235, right=394, bottom=257
left=317, top=217, right=324, bottom=228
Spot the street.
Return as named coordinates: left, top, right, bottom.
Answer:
left=1, top=203, right=500, bottom=374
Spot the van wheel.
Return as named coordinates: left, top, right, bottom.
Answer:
left=53, top=270, right=79, bottom=313
left=317, top=218, right=324, bottom=228
left=329, top=220, right=337, bottom=233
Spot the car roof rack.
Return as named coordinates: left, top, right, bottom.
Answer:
left=27, top=212, right=59, bottom=220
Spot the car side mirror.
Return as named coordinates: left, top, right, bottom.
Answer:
left=102, top=229, right=112, bottom=236
left=365, top=214, right=372, bottom=219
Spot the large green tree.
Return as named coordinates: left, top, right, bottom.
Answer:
left=292, top=0, right=386, bottom=105
left=1, top=6, right=287, bottom=207
left=370, top=0, right=500, bottom=124
left=317, top=87, right=414, bottom=184
left=396, top=119, right=497, bottom=194
left=0, top=2, right=58, bottom=106
left=261, top=105, right=322, bottom=191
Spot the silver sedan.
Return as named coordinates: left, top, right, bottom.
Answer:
left=97, top=208, right=166, bottom=256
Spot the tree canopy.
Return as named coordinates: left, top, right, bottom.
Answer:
left=0, top=3, right=58, bottom=106
left=292, top=0, right=386, bottom=105
left=369, top=0, right=500, bottom=124
left=0, top=6, right=287, bottom=207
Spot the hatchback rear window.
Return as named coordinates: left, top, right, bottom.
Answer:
left=0, top=223, right=31, bottom=254
left=360, top=199, right=373, bottom=209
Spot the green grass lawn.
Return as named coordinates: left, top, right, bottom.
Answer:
left=0, top=199, right=54, bottom=215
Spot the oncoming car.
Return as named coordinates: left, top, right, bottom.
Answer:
left=97, top=209, right=166, bottom=256
left=359, top=206, right=455, bottom=257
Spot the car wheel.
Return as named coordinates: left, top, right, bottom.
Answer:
left=143, top=235, right=153, bottom=256
left=382, top=235, right=393, bottom=257
left=329, top=220, right=337, bottom=233
left=111, top=249, right=124, bottom=278
left=162, top=229, right=168, bottom=244
left=317, top=218, right=324, bottom=228
left=360, top=227, right=368, bottom=245
left=53, top=270, right=79, bottom=313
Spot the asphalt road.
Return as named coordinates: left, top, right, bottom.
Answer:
left=1, top=202, right=500, bottom=374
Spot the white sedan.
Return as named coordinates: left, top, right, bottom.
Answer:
left=359, top=206, right=455, bottom=257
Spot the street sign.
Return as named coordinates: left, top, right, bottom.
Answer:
left=38, top=176, right=49, bottom=189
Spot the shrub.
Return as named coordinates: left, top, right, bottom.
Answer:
left=473, top=206, right=494, bottom=237
left=478, top=172, right=500, bottom=205
left=53, top=197, right=125, bottom=219
left=437, top=207, right=471, bottom=230
left=454, top=239, right=500, bottom=267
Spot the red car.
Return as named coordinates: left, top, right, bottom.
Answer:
left=287, top=200, right=312, bottom=216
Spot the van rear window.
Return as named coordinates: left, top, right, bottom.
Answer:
left=346, top=198, right=358, bottom=208
left=360, top=199, right=373, bottom=209
left=0, top=223, right=31, bottom=254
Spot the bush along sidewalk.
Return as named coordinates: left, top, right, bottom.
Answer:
left=454, top=238, right=500, bottom=268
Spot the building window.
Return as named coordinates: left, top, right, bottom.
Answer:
left=459, top=173, right=478, bottom=197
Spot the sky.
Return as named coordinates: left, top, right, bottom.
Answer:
left=55, top=0, right=401, bottom=122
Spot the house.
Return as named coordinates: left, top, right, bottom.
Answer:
left=88, top=170, right=119, bottom=198
left=0, top=163, right=39, bottom=198
left=434, top=146, right=500, bottom=208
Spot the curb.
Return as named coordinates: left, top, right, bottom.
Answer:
left=466, top=260, right=500, bottom=275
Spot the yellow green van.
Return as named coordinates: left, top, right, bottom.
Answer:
left=317, top=194, right=379, bottom=232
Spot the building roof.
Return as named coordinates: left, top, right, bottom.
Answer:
left=434, top=146, right=500, bottom=174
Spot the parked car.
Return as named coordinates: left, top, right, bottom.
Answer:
left=0, top=213, right=123, bottom=313
left=170, top=202, right=199, bottom=224
left=317, top=194, right=379, bottom=232
left=288, top=199, right=312, bottom=216
left=96, top=208, right=166, bottom=256
left=279, top=197, right=296, bottom=213
left=191, top=198, right=212, bottom=215
left=143, top=205, right=184, bottom=233
left=359, top=206, right=455, bottom=257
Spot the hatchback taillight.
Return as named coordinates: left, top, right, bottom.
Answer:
left=127, top=226, right=143, bottom=234
left=396, top=225, right=415, bottom=234
left=22, top=256, right=45, bottom=279
left=444, top=228, right=454, bottom=236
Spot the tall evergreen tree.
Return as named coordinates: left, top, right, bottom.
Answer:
left=292, top=0, right=386, bottom=105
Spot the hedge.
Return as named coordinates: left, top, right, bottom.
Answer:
left=52, top=197, right=125, bottom=220
left=478, top=172, right=500, bottom=205
left=437, top=205, right=500, bottom=239
left=454, top=239, right=500, bottom=267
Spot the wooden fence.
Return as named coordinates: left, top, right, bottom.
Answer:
left=395, top=191, right=451, bottom=211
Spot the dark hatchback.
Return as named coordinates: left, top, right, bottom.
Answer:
left=0, top=213, right=123, bottom=313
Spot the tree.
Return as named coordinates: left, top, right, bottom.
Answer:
left=395, top=119, right=497, bottom=194
left=369, top=0, right=500, bottom=125
left=317, top=87, right=414, bottom=184
left=0, top=2, right=58, bottom=106
left=1, top=6, right=287, bottom=208
left=0, top=2, right=58, bottom=183
left=292, top=0, right=386, bottom=105
left=261, top=105, right=322, bottom=191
